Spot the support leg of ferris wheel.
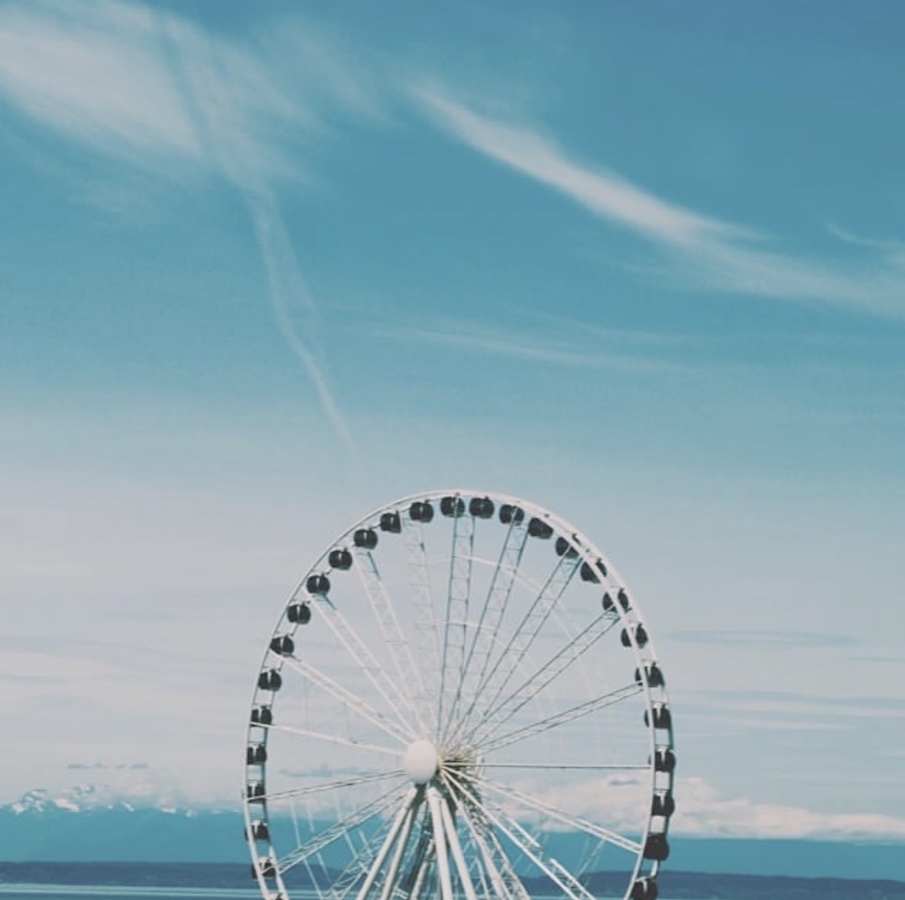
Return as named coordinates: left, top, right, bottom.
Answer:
left=354, top=787, right=418, bottom=900
left=427, top=785, right=455, bottom=900
left=378, top=792, right=421, bottom=900
left=453, top=795, right=527, bottom=900
left=437, top=785, right=479, bottom=900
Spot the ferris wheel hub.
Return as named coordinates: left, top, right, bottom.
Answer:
left=403, top=739, right=439, bottom=784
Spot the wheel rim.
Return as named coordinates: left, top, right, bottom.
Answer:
left=244, top=490, right=674, bottom=900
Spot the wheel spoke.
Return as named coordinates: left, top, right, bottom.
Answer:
left=262, top=769, right=403, bottom=803
left=469, top=612, right=622, bottom=746
left=462, top=554, right=582, bottom=737
left=354, top=546, right=431, bottom=736
left=449, top=788, right=529, bottom=900
left=448, top=517, right=530, bottom=746
left=326, top=827, right=381, bottom=899
left=447, top=773, right=595, bottom=900
left=280, top=655, right=411, bottom=746
left=277, top=784, right=404, bottom=874
left=476, top=681, right=644, bottom=755
left=327, top=797, right=413, bottom=900
left=402, top=515, right=442, bottom=720
left=492, top=814, right=594, bottom=900
left=479, top=777, right=642, bottom=855
left=266, top=722, right=400, bottom=757
left=311, top=595, right=420, bottom=742
left=438, top=505, right=475, bottom=742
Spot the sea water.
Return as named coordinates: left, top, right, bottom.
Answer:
left=0, top=889, right=260, bottom=899
left=0, top=894, right=716, bottom=900
left=0, top=862, right=801, bottom=900
left=0, top=889, right=718, bottom=900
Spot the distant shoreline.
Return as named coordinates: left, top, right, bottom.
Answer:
left=1, top=862, right=904, bottom=900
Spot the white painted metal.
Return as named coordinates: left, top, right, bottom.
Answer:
left=243, top=490, right=675, bottom=900
left=355, top=788, right=418, bottom=900
left=355, top=546, right=430, bottom=736
left=437, top=508, right=475, bottom=741
left=428, top=785, right=455, bottom=900
left=438, top=784, right=479, bottom=900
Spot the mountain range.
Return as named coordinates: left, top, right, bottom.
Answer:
left=2, top=785, right=903, bottom=883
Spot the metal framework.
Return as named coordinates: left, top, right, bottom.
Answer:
left=244, top=491, right=675, bottom=900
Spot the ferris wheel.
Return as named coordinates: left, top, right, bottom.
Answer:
left=244, top=491, right=674, bottom=900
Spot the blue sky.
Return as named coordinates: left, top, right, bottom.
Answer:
left=2, top=0, right=904, bottom=843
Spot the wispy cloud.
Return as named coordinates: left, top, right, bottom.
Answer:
left=0, top=1, right=302, bottom=178
left=0, top=2, right=202, bottom=167
left=0, top=0, right=360, bottom=451
left=414, top=89, right=905, bottom=320
left=415, top=90, right=745, bottom=248
left=671, top=629, right=860, bottom=648
left=529, top=773, right=905, bottom=840
left=247, top=189, right=357, bottom=456
left=682, top=689, right=905, bottom=723
left=379, top=319, right=691, bottom=374
left=674, top=777, right=905, bottom=840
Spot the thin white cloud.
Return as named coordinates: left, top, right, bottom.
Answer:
left=12, top=767, right=212, bottom=810
left=827, top=223, right=905, bottom=254
left=248, top=189, right=357, bottom=456
left=415, top=89, right=744, bottom=249
left=684, top=689, right=905, bottom=722
left=532, top=774, right=905, bottom=841
left=674, top=777, right=905, bottom=841
left=380, top=320, right=690, bottom=374
left=0, top=0, right=316, bottom=178
left=0, top=0, right=359, bottom=451
left=0, top=1, right=204, bottom=169
left=671, top=630, right=859, bottom=648
left=415, top=89, right=905, bottom=320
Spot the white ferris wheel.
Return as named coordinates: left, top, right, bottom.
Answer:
left=244, top=491, right=674, bottom=900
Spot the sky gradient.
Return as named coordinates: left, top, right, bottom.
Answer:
left=2, top=0, right=904, bottom=843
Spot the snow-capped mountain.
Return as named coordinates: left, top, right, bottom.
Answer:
left=1, top=784, right=245, bottom=862
left=7, top=784, right=207, bottom=817
left=5, top=766, right=234, bottom=817
left=3, top=786, right=905, bottom=880
left=11, top=785, right=140, bottom=815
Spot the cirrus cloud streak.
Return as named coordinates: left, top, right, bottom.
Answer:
left=415, top=89, right=905, bottom=320
left=0, top=0, right=359, bottom=451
